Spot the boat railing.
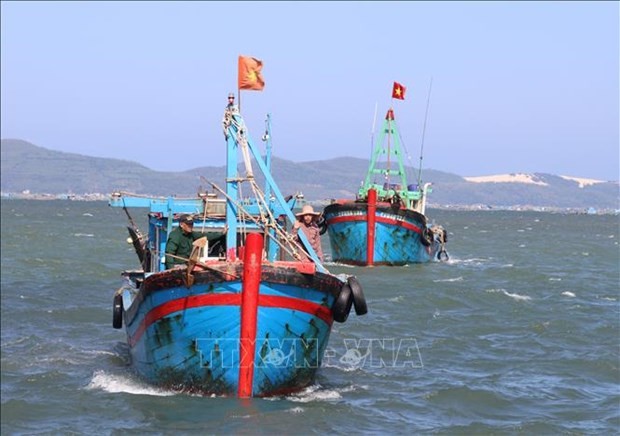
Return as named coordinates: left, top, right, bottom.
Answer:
left=358, top=183, right=423, bottom=201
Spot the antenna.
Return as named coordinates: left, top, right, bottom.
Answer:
left=370, top=102, right=378, bottom=160
left=417, top=77, right=433, bottom=187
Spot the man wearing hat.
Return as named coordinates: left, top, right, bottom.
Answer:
left=165, top=214, right=203, bottom=269
left=222, top=92, right=239, bottom=139
left=293, top=204, right=324, bottom=262
left=226, top=92, right=236, bottom=110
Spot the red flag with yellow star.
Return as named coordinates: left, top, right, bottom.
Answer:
left=392, top=81, right=406, bottom=100
left=238, top=56, right=265, bottom=91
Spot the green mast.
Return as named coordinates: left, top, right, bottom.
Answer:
left=358, top=108, right=423, bottom=210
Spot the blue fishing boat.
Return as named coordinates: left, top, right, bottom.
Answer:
left=322, top=85, right=449, bottom=266
left=109, top=101, right=367, bottom=397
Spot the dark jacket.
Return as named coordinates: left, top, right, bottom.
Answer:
left=165, top=227, right=202, bottom=269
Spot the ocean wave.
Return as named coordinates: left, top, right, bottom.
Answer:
left=433, top=276, right=463, bottom=283
left=486, top=289, right=532, bottom=301
left=85, top=370, right=175, bottom=396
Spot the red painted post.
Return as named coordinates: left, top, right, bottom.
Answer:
left=367, top=188, right=377, bottom=266
left=238, top=232, right=263, bottom=398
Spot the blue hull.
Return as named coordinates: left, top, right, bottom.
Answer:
left=110, top=103, right=368, bottom=397
left=119, top=262, right=342, bottom=397
left=324, top=202, right=444, bottom=266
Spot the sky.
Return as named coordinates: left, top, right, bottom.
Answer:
left=1, top=1, right=618, bottom=180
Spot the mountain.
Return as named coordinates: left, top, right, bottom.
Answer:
left=1, top=139, right=618, bottom=209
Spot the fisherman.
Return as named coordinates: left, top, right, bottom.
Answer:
left=165, top=214, right=204, bottom=269
left=222, top=92, right=238, bottom=139
left=293, top=204, right=324, bottom=262
left=226, top=92, right=236, bottom=110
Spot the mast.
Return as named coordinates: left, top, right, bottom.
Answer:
left=223, top=107, right=327, bottom=273
left=386, top=107, right=392, bottom=187
left=417, top=77, right=433, bottom=188
left=263, top=114, right=272, bottom=201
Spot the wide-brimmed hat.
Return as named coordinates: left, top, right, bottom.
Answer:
left=295, top=204, right=320, bottom=217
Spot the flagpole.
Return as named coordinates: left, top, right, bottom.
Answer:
left=237, top=88, right=241, bottom=113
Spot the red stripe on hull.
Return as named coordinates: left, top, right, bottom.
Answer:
left=128, top=293, right=241, bottom=347
left=127, top=293, right=333, bottom=347
left=328, top=214, right=423, bottom=234
left=258, top=295, right=333, bottom=326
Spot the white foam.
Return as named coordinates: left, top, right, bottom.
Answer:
left=449, top=257, right=488, bottom=266
left=321, top=362, right=359, bottom=372
left=86, top=370, right=175, bottom=396
left=387, top=296, right=404, bottom=302
left=83, top=349, right=117, bottom=357
left=562, top=291, right=576, bottom=298
left=487, top=289, right=531, bottom=301
left=284, top=383, right=356, bottom=403
left=433, top=276, right=463, bottom=283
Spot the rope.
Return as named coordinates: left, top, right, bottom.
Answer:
left=201, top=177, right=306, bottom=261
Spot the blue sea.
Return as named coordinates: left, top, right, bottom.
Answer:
left=1, top=199, right=619, bottom=434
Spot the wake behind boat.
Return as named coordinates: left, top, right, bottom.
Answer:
left=109, top=75, right=367, bottom=397
left=322, top=82, right=449, bottom=266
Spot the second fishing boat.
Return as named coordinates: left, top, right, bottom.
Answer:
left=322, top=81, right=449, bottom=266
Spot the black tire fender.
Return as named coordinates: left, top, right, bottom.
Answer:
left=113, top=293, right=123, bottom=329
left=347, top=276, right=368, bottom=316
left=331, top=283, right=353, bottom=323
left=420, top=227, right=432, bottom=247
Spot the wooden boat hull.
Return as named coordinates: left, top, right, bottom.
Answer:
left=111, top=104, right=367, bottom=397
left=323, top=201, right=444, bottom=266
left=119, top=262, right=343, bottom=397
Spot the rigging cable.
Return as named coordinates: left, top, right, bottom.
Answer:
left=417, top=77, right=433, bottom=188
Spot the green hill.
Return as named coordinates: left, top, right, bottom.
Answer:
left=1, top=139, right=618, bottom=209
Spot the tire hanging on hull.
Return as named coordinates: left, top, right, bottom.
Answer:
left=420, top=227, right=433, bottom=247
left=331, top=284, right=353, bottom=323
left=331, top=277, right=367, bottom=322
left=347, top=276, right=367, bottom=315
left=112, top=292, right=123, bottom=329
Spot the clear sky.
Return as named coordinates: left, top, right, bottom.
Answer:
left=2, top=1, right=618, bottom=180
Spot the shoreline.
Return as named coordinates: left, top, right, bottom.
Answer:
left=2, top=193, right=617, bottom=215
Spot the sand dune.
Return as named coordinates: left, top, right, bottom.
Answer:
left=559, top=176, right=607, bottom=188
left=463, top=173, right=548, bottom=186
left=463, top=173, right=608, bottom=188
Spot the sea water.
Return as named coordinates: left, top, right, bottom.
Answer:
left=1, top=200, right=618, bottom=434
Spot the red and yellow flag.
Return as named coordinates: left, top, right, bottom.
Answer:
left=238, top=56, right=265, bottom=91
left=392, top=81, right=406, bottom=100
